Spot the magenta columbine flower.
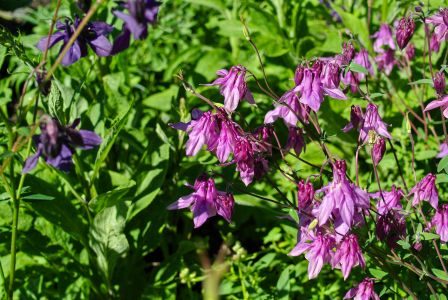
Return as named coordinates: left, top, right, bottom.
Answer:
left=406, top=43, right=415, bottom=60
left=375, top=48, right=395, bottom=75
left=297, top=180, right=314, bottom=210
left=234, top=137, right=255, bottom=186
left=214, top=115, right=240, bottom=163
left=437, top=142, right=448, bottom=158
left=23, top=117, right=102, bottom=173
left=320, top=61, right=346, bottom=99
left=167, top=175, right=234, bottom=227
left=353, top=49, right=374, bottom=81
left=332, top=234, right=365, bottom=280
left=359, top=103, right=392, bottom=143
left=433, top=71, right=446, bottom=96
left=343, top=105, right=364, bottom=132
left=396, top=16, right=415, bottom=50
left=208, top=65, right=255, bottom=113
left=430, top=33, right=441, bottom=53
left=341, top=69, right=359, bottom=94
left=372, top=24, right=396, bottom=53
left=431, top=204, right=448, bottom=242
left=342, top=41, right=355, bottom=63
left=37, top=17, right=114, bottom=66
left=294, top=65, right=305, bottom=85
left=424, top=95, right=448, bottom=117
left=296, top=68, right=324, bottom=112
left=370, top=185, right=403, bottom=215
left=409, top=173, right=439, bottom=209
left=377, top=210, right=406, bottom=249
left=426, top=8, right=448, bottom=46
left=289, top=230, right=335, bottom=279
left=371, top=137, right=386, bottom=165
left=344, top=278, right=380, bottom=300
left=285, top=127, right=305, bottom=156
left=264, top=89, right=310, bottom=127
left=317, top=160, right=370, bottom=227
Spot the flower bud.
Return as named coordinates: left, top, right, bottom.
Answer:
left=396, top=16, right=415, bottom=50
left=372, top=137, right=386, bottom=165
left=413, top=242, right=423, bottom=252
left=297, top=180, right=314, bottom=210
left=414, top=6, right=422, bottom=13
left=342, top=41, right=355, bottom=62
left=405, top=43, right=415, bottom=60
left=430, top=34, right=440, bottom=53
left=433, top=71, right=446, bottom=96
left=294, top=65, right=305, bottom=86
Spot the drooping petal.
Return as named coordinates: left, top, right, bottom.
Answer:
left=61, top=41, right=82, bottom=66
left=22, top=149, right=42, bottom=174
left=167, top=194, right=195, bottom=210
left=36, top=32, right=65, bottom=52
left=78, top=130, right=103, bottom=149
left=88, top=35, right=112, bottom=57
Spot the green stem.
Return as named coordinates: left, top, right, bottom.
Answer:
left=8, top=199, right=19, bottom=300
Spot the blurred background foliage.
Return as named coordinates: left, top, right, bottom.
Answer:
left=0, top=0, right=448, bottom=299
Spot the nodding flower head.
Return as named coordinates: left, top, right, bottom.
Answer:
left=360, top=103, right=392, bottom=143
left=410, top=173, right=438, bottom=209
left=294, top=65, right=305, bottom=86
left=433, top=71, right=446, bottom=96
left=431, top=204, right=448, bottom=243
left=332, top=234, right=365, bottom=280
left=297, top=180, right=314, bottom=210
left=342, top=41, right=355, bottom=62
left=376, top=210, right=406, bottom=249
left=344, top=278, right=380, bottom=300
left=285, top=127, right=305, bottom=157
left=372, top=23, right=396, bottom=53
left=353, top=49, right=374, bottom=81
left=396, top=16, right=415, bottom=50
left=342, top=105, right=364, bottom=132
left=372, top=137, right=386, bottom=166
left=406, top=43, right=415, bottom=60
left=426, top=8, right=448, bottom=47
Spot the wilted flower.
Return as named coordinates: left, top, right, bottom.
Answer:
left=285, top=127, right=305, bottom=156
left=437, top=142, right=448, bottom=158
left=409, top=173, right=438, bottom=209
left=332, top=234, right=365, bottom=280
left=264, top=89, right=309, bottom=127
left=342, top=105, right=364, bottom=132
left=167, top=175, right=234, bottom=227
left=23, top=117, right=102, bottom=173
left=37, top=18, right=114, bottom=66
left=370, top=185, right=403, bottom=215
left=359, top=103, right=392, bottom=143
left=396, top=16, right=415, bottom=50
left=353, top=49, right=374, bottom=81
left=372, top=24, right=396, bottom=53
left=297, top=180, right=314, bottom=210
left=372, top=137, right=386, bottom=165
left=289, top=230, right=335, bottom=279
left=207, top=65, right=255, bottom=113
left=431, top=204, right=448, bottom=242
left=426, top=8, right=448, bottom=46
left=406, top=43, right=415, bottom=60
left=376, top=210, right=406, bottom=249
left=433, top=71, right=446, bottom=96
left=375, top=49, right=395, bottom=75
left=317, top=160, right=370, bottom=227
left=344, top=278, right=380, bottom=300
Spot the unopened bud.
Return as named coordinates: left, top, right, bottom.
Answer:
left=372, top=137, right=386, bottom=166
left=396, top=16, right=415, bottom=50
left=433, top=71, right=446, bottom=96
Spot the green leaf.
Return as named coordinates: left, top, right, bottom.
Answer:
left=276, top=266, right=290, bottom=300
left=370, top=93, right=384, bottom=99
left=22, top=194, right=55, bottom=201
left=184, top=0, right=226, bottom=12
left=421, top=232, right=440, bottom=241
left=432, top=268, right=448, bottom=281
left=409, top=78, right=433, bottom=85
left=437, top=155, right=448, bottom=173
left=332, top=7, right=371, bottom=51
left=143, top=85, right=178, bottom=112
left=397, top=240, right=411, bottom=250
left=288, top=209, right=299, bottom=224
left=369, top=268, right=388, bottom=279
left=436, top=173, right=448, bottom=184
left=48, top=81, right=65, bottom=124
left=89, top=180, right=136, bottom=213
left=89, top=202, right=129, bottom=285
left=349, top=62, right=368, bottom=74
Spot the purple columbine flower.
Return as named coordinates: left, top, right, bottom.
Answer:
left=371, top=137, right=386, bottom=165
left=294, top=65, right=305, bottom=86
left=424, top=95, right=448, bottom=118
left=375, top=49, right=395, bottom=75
left=285, top=127, right=305, bottom=156
left=342, top=41, right=355, bottom=63
left=359, top=103, right=392, bottom=144
left=320, top=61, right=347, bottom=99
left=353, top=49, right=374, bottom=81
left=406, top=43, right=415, bottom=60
left=370, top=185, right=403, bottom=215
left=234, top=137, right=255, bottom=186
left=376, top=210, right=406, bottom=249
left=214, top=115, right=240, bottom=163
left=372, top=24, right=396, bottom=53
left=437, top=142, right=448, bottom=158
left=317, top=160, right=370, bottom=227
left=409, top=173, right=439, bottom=209
left=207, top=65, right=255, bottom=113
left=342, top=105, right=364, bottom=132
left=344, top=278, right=380, bottom=300
left=431, top=204, right=448, bottom=242
left=433, top=71, right=446, bottom=96
left=23, top=117, right=102, bottom=173
left=426, top=8, right=448, bottom=46
left=289, top=230, right=335, bottom=279
left=112, top=0, right=160, bottom=53
left=430, top=33, right=441, bottom=53
left=167, top=175, right=234, bottom=227
left=264, top=89, right=310, bottom=127
left=297, top=180, right=314, bottom=210
left=296, top=68, right=324, bottom=112
left=37, top=18, right=114, bottom=66
left=332, top=234, right=365, bottom=280
left=341, top=69, right=359, bottom=94
left=396, top=16, right=415, bottom=50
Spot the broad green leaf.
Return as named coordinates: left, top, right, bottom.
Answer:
left=432, top=268, right=448, bottom=281
left=349, top=62, right=368, bottom=74
left=48, top=81, right=65, bottom=124
left=332, top=7, right=371, bottom=51
left=184, top=0, right=226, bottom=12
left=89, top=180, right=136, bottom=213
left=409, top=78, right=433, bottom=85
left=421, top=232, right=440, bottom=241
left=276, top=266, right=290, bottom=300
left=369, top=268, right=388, bottom=279
left=143, top=85, right=178, bottom=112
left=437, top=155, right=448, bottom=173
left=22, top=193, right=55, bottom=201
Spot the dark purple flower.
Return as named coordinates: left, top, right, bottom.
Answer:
left=214, top=115, right=240, bottom=163
left=431, top=204, right=448, bottom=242
left=413, top=242, right=423, bottom=252
left=409, top=173, right=438, bottom=209
left=353, top=49, right=374, bottom=81
left=285, top=127, right=305, bottom=156
left=372, top=24, right=396, bottom=53
left=433, top=71, right=446, bottom=96
left=317, top=160, right=370, bottom=227
left=370, top=185, right=403, bottom=215
left=437, top=142, right=448, bottom=158
left=216, top=192, right=235, bottom=223
left=424, top=95, right=448, bottom=117
left=207, top=65, right=255, bottom=113
left=426, top=8, right=448, bottom=46
left=114, top=0, right=159, bottom=39
left=376, top=210, right=406, bottom=249
left=344, top=278, right=380, bottom=300
left=37, top=18, right=114, bottom=66
left=264, top=89, right=309, bottom=127
left=77, top=0, right=91, bottom=13
left=23, top=117, right=102, bottom=173
left=372, top=137, right=386, bottom=165
left=375, top=48, right=395, bottom=75
left=396, top=16, right=415, bottom=50
left=359, top=103, right=392, bottom=144
left=332, top=234, right=365, bottom=280
left=234, top=137, right=255, bottom=186
left=289, top=230, right=335, bottom=279
left=406, top=43, right=415, bottom=60
left=342, top=105, right=364, bottom=132
left=297, top=180, right=314, bottom=210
